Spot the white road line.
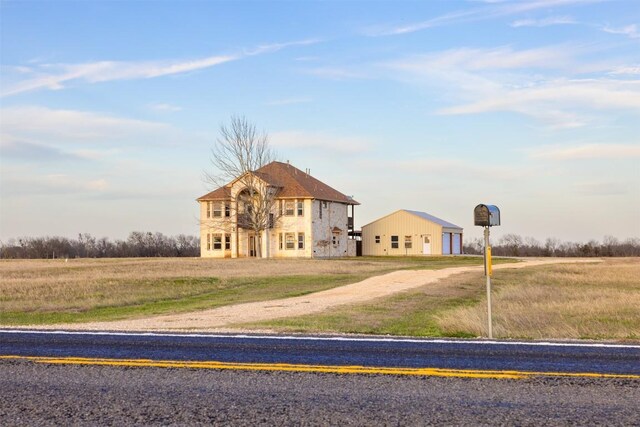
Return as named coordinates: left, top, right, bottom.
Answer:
left=1, top=329, right=639, bottom=349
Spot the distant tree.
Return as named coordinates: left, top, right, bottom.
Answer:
left=205, top=115, right=280, bottom=258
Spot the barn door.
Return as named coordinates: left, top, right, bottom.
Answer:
left=423, top=236, right=431, bottom=255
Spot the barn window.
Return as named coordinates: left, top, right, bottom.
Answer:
left=375, top=235, right=380, bottom=244
left=391, top=235, right=399, bottom=249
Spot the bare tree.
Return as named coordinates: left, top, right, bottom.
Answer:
left=205, top=116, right=279, bottom=258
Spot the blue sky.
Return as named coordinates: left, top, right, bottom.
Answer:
left=1, top=0, right=639, bottom=243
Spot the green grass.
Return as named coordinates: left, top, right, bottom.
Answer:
left=239, top=270, right=486, bottom=337
left=0, top=274, right=368, bottom=325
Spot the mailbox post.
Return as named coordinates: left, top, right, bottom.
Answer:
left=474, top=204, right=501, bottom=339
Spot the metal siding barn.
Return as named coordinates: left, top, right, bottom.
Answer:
left=362, top=210, right=463, bottom=256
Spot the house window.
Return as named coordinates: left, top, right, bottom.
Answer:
left=279, top=233, right=283, bottom=250
left=224, top=203, right=230, bottom=217
left=207, top=233, right=211, bottom=250
left=319, top=202, right=323, bottom=219
left=391, top=235, right=399, bottom=249
left=297, top=200, right=304, bottom=216
left=285, top=233, right=295, bottom=250
left=225, top=234, right=231, bottom=250
left=213, top=234, right=222, bottom=250
left=405, top=235, right=412, bottom=249
left=206, top=202, right=211, bottom=218
left=285, top=200, right=295, bottom=216
left=213, top=202, right=222, bottom=217
left=298, top=233, right=305, bottom=249
left=375, top=235, right=380, bottom=244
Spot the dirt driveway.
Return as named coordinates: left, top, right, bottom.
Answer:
left=37, top=258, right=596, bottom=332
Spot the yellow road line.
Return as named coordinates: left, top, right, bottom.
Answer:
left=1, top=355, right=639, bottom=380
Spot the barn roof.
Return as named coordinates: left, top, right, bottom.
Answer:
left=404, top=210, right=463, bottom=230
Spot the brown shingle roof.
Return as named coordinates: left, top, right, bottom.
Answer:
left=196, top=186, right=231, bottom=201
left=197, top=161, right=358, bottom=204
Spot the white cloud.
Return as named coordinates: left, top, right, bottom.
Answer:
left=529, top=143, right=640, bottom=160
left=367, top=0, right=597, bottom=36
left=149, top=103, right=183, bottom=112
left=602, top=24, right=640, bottom=39
left=1, top=106, right=172, bottom=142
left=307, top=67, right=368, bottom=80
left=388, top=45, right=574, bottom=71
left=2, top=39, right=321, bottom=97
left=439, top=79, right=640, bottom=120
left=510, top=15, right=576, bottom=27
left=608, top=65, right=640, bottom=75
left=270, top=130, right=373, bottom=154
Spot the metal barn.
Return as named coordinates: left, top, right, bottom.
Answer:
left=361, top=209, right=463, bottom=256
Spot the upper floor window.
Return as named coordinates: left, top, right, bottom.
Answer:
left=297, top=200, right=304, bottom=216
left=285, top=200, right=295, bottom=216
left=206, top=202, right=211, bottom=218
left=391, top=235, right=399, bottom=249
left=213, top=202, right=222, bottom=217
left=224, top=203, right=230, bottom=217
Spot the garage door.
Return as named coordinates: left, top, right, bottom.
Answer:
left=442, top=233, right=451, bottom=254
left=452, top=233, right=461, bottom=255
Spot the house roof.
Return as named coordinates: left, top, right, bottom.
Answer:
left=197, top=161, right=358, bottom=204
left=197, top=186, right=231, bottom=201
left=362, top=209, right=463, bottom=230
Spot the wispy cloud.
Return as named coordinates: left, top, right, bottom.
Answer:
left=367, top=0, right=597, bottom=36
left=529, top=143, right=640, bottom=160
left=306, top=67, right=368, bottom=80
left=385, top=44, right=640, bottom=128
left=1, top=106, right=173, bottom=142
left=2, top=39, right=321, bottom=97
left=602, top=24, right=640, bottom=39
left=148, top=103, right=183, bottom=112
left=511, top=15, right=576, bottom=27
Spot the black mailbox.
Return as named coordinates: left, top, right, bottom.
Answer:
left=474, top=204, right=500, bottom=227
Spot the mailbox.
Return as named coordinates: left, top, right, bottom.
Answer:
left=474, top=204, right=500, bottom=227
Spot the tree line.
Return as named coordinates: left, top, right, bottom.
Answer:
left=0, top=232, right=200, bottom=259
left=464, top=234, right=640, bottom=257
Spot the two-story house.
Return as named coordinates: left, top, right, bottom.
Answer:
left=197, top=161, right=358, bottom=258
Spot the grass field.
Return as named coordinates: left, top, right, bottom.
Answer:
left=0, top=256, right=502, bottom=325
left=243, top=258, right=640, bottom=341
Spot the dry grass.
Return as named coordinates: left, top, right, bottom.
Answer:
left=0, top=256, right=491, bottom=322
left=435, top=258, right=640, bottom=340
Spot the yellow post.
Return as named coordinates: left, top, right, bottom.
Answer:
left=487, top=246, right=492, bottom=276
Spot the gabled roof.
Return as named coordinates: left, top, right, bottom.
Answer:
left=362, top=209, right=463, bottom=230
left=197, top=161, right=358, bottom=204
left=197, top=186, right=231, bottom=201
left=404, top=210, right=462, bottom=230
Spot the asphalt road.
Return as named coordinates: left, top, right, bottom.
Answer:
left=1, top=330, right=639, bottom=375
left=1, top=330, right=639, bottom=425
